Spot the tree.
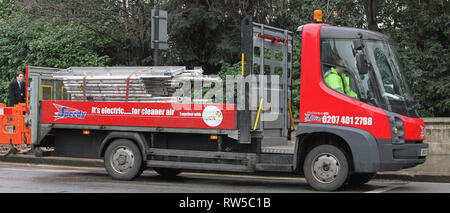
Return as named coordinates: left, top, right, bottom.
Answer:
left=378, top=0, right=450, bottom=116
left=365, top=0, right=378, bottom=31
left=22, top=0, right=163, bottom=66
left=1, top=0, right=447, bottom=116
left=0, top=3, right=110, bottom=104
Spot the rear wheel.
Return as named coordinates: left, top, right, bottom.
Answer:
left=303, top=144, right=350, bottom=191
left=104, top=139, right=144, bottom=180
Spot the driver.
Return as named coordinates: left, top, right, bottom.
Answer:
left=324, top=58, right=358, bottom=99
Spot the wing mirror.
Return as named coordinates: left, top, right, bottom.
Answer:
left=353, top=39, right=369, bottom=75
left=356, top=52, right=369, bottom=75
left=353, top=39, right=364, bottom=51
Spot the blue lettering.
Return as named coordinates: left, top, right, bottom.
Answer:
left=304, top=113, right=322, bottom=122
left=56, top=106, right=86, bottom=119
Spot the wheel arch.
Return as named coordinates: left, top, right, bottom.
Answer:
left=294, top=123, right=381, bottom=173
left=294, top=131, right=353, bottom=173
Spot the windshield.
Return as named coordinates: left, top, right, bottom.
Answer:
left=365, top=40, right=419, bottom=117
left=320, top=39, right=419, bottom=117
left=365, top=41, right=413, bottom=101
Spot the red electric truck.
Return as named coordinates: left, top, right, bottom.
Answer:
left=16, top=11, right=427, bottom=191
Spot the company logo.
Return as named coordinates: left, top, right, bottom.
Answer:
left=202, top=105, right=223, bottom=127
left=53, top=104, right=87, bottom=121
left=304, top=113, right=322, bottom=122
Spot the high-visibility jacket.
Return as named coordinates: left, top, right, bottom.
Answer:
left=324, top=67, right=358, bottom=99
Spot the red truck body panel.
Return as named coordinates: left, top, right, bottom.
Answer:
left=401, top=115, right=426, bottom=141
left=41, top=101, right=236, bottom=130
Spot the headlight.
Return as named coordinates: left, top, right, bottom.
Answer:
left=387, top=112, right=405, bottom=144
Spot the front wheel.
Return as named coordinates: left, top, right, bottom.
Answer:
left=104, top=139, right=144, bottom=180
left=303, top=144, right=350, bottom=191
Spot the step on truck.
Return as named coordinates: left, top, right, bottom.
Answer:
left=20, top=11, right=427, bottom=191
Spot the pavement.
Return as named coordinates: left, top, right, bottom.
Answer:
left=1, top=151, right=450, bottom=183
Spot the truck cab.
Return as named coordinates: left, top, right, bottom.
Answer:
left=294, top=11, right=427, bottom=190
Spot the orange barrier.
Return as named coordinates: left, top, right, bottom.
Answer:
left=0, top=103, right=30, bottom=145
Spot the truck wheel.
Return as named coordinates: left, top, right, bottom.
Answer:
left=303, top=144, right=349, bottom=191
left=104, top=139, right=143, bottom=180
left=154, top=168, right=182, bottom=177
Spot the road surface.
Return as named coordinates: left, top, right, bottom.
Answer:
left=1, top=161, right=449, bottom=193
left=2, top=161, right=448, bottom=211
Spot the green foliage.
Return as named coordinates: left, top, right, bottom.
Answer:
left=379, top=0, right=450, bottom=116
left=0, top=0, right=447, bottom=116
left=26, top=22, right=111, bottom=68
left=0, top=4, right=110, bottom=104
left=291, top=36, right=302, bottom=119
left=163, top=1, right=242, bottom=74
left=217, top=59, right=241, bottom=104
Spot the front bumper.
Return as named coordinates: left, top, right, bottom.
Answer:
left=377, top=139, right=428, bottom=171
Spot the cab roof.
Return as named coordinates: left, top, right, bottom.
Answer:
left=319, top=25, right=393, bottom=43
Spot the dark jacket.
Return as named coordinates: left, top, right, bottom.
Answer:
left=8, top=80, right=25, bottom=107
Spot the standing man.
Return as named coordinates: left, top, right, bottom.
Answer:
left=8, top=71, right=25, bottom=107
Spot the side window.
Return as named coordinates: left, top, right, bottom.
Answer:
left=320, top=39, right=360, bottom=99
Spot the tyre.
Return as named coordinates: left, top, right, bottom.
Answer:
left=104, top=139, right=144, bottom=180
left=154, top=168, right=182, bottom=177
left=347, top=173, right=375, bottom=186
left=303, top=144, right=350, bottom=191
